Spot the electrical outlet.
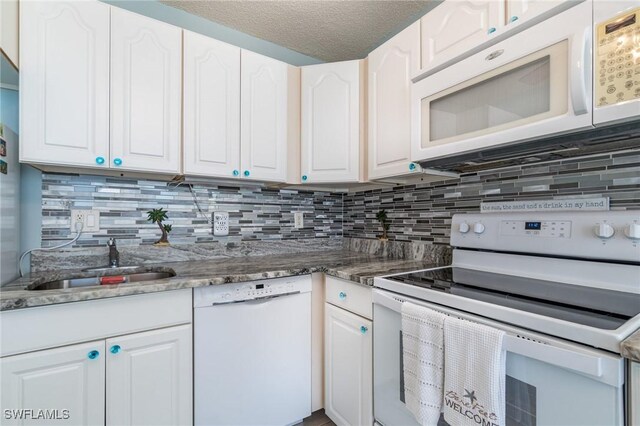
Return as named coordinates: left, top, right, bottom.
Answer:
left=294, top=212, right=304, bottom=229
left=213, top=212, right=229, bottom=236
left=71, top=209, right=100, bottom=232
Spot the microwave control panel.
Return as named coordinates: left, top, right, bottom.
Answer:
left=595, top=7, right=640, bottom=107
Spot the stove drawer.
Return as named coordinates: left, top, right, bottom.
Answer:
left=325, top=276, right=372, bottom=320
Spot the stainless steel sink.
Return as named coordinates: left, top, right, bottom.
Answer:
left=29, top=271, right=176, bottom=291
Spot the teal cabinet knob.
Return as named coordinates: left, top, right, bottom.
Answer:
left=488, top=27, right=496, bottom=34
left=360, top=326, right=368, bottom=334
left=233, top=170, right=239, bottom=177
left=243, top=170, right=250, bottom=177
left=113, top=158, right=122, bottom=166
left=87, top=350, right=100, bottom=360
left=339, top=292, right=347, bottom=300
left=110, top=345, right=121, bottom=354
left=409, top=163, right=417, bottom=171
left=96, top=156, right=105, bottom=165
left=509, top=15, right=518, bottom=23
left=302, top=175, right=308, bottom=181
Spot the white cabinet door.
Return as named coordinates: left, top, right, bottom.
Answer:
left=1, top=341, right=106, bottom=426
left=301, top=60, right=364, bottom=184
left=324, top=303, right=372, bottom=426
left=421, top=1, right=503, bottom=71
left=106, top=324, right=192, bottom=426
left=183, top=30, right=241, bottom=178
left=506, top=0, right=567, bottom=26
left=110, top=8, right=182, bottom=174
left=368, top=21, right=420, bottom=180
left=240, top=50, right=291, bottom=183
left=20, top=0, right=110, bottom=169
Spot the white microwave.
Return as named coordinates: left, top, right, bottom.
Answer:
left=411, top=1, right=639, bottom=163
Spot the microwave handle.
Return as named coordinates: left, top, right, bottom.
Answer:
left=570, top=27, right=591, bottom=115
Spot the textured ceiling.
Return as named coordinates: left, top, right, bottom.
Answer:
left=161, top=1, right=439, bottom=62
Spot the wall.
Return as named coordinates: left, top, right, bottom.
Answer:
left=41, top=174, right=342, bottom=248
left=344, top=151, right=640, bottom=244
left=0, top=85, right=20, bottom=284
left=101, top=0, right=322, bottom=66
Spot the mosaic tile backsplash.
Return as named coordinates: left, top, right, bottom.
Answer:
left=41, top=175, right=343, bottom=248
left=343, top=150, right=640, bottom=244
left=40, top=150, right=640, bottom=249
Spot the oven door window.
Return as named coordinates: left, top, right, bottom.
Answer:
left=421, top=40, right=568, bottom=148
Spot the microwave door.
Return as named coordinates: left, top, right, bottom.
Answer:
left=422, top=43, right=569, bottom=149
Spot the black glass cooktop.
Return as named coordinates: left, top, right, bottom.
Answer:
left=388, top=267, right=640, bottom=330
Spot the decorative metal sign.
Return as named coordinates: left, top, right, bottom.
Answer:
left=480, top=197, right=610, bottom=213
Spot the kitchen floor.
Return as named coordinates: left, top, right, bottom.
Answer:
left=298, top=410, right=336, bottom=426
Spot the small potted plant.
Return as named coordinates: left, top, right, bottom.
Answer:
left=376, top=209, right=391, bottom=241
left=147, top=208, right=172, bottom=246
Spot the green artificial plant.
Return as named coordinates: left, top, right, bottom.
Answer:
left=147, top=208, right=171, bottom=245
left=376, top=209, right=391, bottom=241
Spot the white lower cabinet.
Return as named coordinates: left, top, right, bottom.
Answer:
left=0, top=325, right=191, bottom=426
left=324, top=302, right=373, bottom=426
left=1, top=340, right=106, bottom=426
left=106, top=325, right=192, bottom=426
left=0, top=291, right=192, bottom=426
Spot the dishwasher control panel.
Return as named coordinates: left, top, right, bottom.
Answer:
left=193, top=275, right=312, bottom=307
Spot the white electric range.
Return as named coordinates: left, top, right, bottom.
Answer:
left=373, top=211, right=640, bottom=426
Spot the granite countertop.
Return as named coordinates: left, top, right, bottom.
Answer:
left=0, top=249, right=438, bottom=311
left=621, top=329, right=640, bottom=363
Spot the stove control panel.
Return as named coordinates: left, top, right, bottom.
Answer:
left=500, top=220, right=572, bottom=238
left=451, top=211, right=640, bottom=263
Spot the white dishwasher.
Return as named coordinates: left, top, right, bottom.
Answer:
left=194, top=275, right=312, bottom=426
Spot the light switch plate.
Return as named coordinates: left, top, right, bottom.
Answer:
left=213, top=212, right=229, bottom=236
left=71, top=209, right=100, bottom=232
left=294, top=212, right=304, bottom=229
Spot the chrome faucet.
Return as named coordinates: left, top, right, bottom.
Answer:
left=107, top=238, right=120, bottom=268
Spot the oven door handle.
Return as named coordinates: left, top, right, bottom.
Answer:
left=504, top=336, right=601, bottom=378
left=570, top=26, right=591, bottom=115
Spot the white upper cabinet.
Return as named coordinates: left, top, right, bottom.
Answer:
left=241, top=50, right=299, bottom=183
left=183, top=31, right=241, bottom=178
left=301, top=60, right=366, bottom=184
left=420, top=0, right=575, bottom=75
left=506, top=0, right=568, bottom=27
left=20, top=0, right=110, bottom=169
left=1, top=340, right=106, bottom=426
left=106, top=325, right=192, bottom=426
left=421, top=1, right=503, bottom=71
left=368, top=21, right=420, bottom=180
left=110, top=8, right=182, bottom=174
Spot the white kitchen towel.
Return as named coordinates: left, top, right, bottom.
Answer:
left=443, top=316, right=506, bottom=426
left=401, top=302, right=446, bottom=426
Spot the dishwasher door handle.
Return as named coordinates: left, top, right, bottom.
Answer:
left=209, top=291, right=301, bottom=306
